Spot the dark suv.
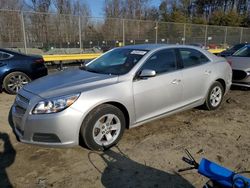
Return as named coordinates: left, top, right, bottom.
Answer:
left=0, top=48, right=48, bottom=94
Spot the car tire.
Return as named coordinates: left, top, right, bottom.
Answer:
left=204, top=81, right=224, bottom=110
left=3, top=72, right=31, bottom=95
left=80, top=104, right=126, bottom=151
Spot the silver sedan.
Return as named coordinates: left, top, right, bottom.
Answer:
left=226, top=45, right=250, bottom=88
left=11, top=44, right=232, bottom=150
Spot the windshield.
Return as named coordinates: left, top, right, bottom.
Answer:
left=229, top=44, right=245, bottom=51
left=233, top=46, right=250, bottom=57
left=85, top=48, right=148, bottom=75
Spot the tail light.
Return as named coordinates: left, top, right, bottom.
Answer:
left=35, top=58, right=45, bottom=63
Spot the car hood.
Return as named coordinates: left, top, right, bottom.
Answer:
left=220, top=50, right=234, bottom=56
left=23, top=69, right=119, bottom=98
left=226, top=56, right=250, bottom=70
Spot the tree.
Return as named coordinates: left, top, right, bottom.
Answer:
left=159, top=0, right=169, bottom=21
left=209, top=10, right=243, bottom=26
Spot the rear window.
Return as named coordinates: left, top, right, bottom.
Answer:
left=0, top=52, right=12, bottom=60
left=179, top=48, right=209, bottom=68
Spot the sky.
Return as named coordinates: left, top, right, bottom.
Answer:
left=86, top=0, right=162, bottom=17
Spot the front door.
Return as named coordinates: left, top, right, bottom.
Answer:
left=133, top=49, right=183, bottom=123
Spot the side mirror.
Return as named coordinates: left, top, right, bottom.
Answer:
left=139, top=69, right=156, bottom=78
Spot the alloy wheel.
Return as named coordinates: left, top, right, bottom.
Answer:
left=92, top=114, right=121, bottom=146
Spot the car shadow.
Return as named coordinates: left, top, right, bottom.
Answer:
left=88, top=147, right=194, bottom=188
left=0, top=132, right=16, bottom=187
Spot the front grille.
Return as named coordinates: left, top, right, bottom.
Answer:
left=232, top=70, right=247, bottom=80
left=16, top=94, right=29, bottom=104
left=15, top=106, right=26, bottom=115
left=14, top=94, right=30, bottom=115
left=33, top=133, right=61, bottom=143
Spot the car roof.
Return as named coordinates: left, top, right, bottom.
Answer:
left=0, top=48, right=24, bottom=55
left=120, top=43, right=202, bottom=51
left=121, top=44, right=168, bottom=50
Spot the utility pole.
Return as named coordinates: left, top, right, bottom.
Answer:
left=21, top=12, right=27, bottom=54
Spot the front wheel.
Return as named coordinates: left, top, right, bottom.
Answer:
left=204, top=81, right=224, bottom=110
left=80, top=104, right=125, bottom=151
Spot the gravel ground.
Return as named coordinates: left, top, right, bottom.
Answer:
left=0, top=88, right=249, bottom=188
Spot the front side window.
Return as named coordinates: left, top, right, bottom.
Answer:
left=140, top=49, right=177, bottom=74
left=0, top=51, right=12, bottom=60
left=179, top=48, right=209, bottom=68
left=85, top=48, right=148, bottom=75
left=233, top=46, right=250, bottom=57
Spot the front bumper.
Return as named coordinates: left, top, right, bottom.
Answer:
left=232, top=70, right=250, bottom=88
left=11, top=90, right=84, bottom=147
left=232, top=81, right=250, bottom=88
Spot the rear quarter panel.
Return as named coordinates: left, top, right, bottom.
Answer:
left=210, top=58, right=232, bottom=94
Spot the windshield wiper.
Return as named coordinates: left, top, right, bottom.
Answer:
left=79, top=65, right=101, bottom=74
left=79, top=63, right=87, bottom=70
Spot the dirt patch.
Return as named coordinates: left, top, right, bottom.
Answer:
left=0, top=89, right=249, bottom=187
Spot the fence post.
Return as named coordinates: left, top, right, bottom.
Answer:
left=20, top=12, right=27, bottom=54
left=204, top=25, right=208, bottom=47
left=224, top=27, right=228, bottom=48
left=240, top=27, right=243, bottom=43
left=122, top=19, right=125, bottom=46
left=78, top=15, right=82, bottom=49
left=183, top=23, right=186, bottom=45
left=155, top=21, right=158, bottom=44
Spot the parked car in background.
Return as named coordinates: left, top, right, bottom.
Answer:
left=188, top=43, right=206, bottom=49
left=226, top=45, right=250, bottom=88
left=220, top=43, right=248, bottom=57
left=0, top=48, right=48, bottom=94
left=11, top=44, right=232, bottom=151
left=101, top=45, right=112, bottom=52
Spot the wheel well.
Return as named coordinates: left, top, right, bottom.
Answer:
left=2, top=70, right=30, bottom=88
left=3, top=70, right=30, bottom=81
left=105, top=102, right=130, bottom=129
left=216, top=79, right=226, bottom=92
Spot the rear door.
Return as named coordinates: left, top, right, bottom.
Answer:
left=133, top=49, right=183, bottom=123
left=177, top=48, right=212, bottom=105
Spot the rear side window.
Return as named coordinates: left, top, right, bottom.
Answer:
left=0, top=51, right=12, bottom=60
left=141, top=49, right=177, bottom=74
left=179, top=48, right=209, bottom=68
left=233, top=46, right=250, bottom=57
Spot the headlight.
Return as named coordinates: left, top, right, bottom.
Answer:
left=32, top=94, right=80, bottom=114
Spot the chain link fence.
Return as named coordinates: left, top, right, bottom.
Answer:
left=1, top=9, right=250, bottom=54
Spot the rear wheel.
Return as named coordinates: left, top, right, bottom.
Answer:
left=80, top=104, right=125, bottom=151
left=204, top=81, right=224, bottom=110
left=3, top=72, right=31, bottom=95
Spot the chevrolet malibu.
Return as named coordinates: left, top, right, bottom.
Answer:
left=11, top=44, right=232, bottom=150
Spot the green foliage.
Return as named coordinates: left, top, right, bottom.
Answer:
left=209, top=11, right=227, bottom=26
left=157, top=0, right=250, bottom=27
left=169, top=9, right=187, bottom=23
left=209, top=10, right=243, bottom=26
left=225, top=11, right=243, bottom=26
left=192, top=17, right=207, bottom=25
left=240, top=14, right=250, bottom=27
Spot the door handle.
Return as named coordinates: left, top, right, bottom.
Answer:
left=172, top=79, right=181, bottom=84
left=205, top=70, right=212, bottom=75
